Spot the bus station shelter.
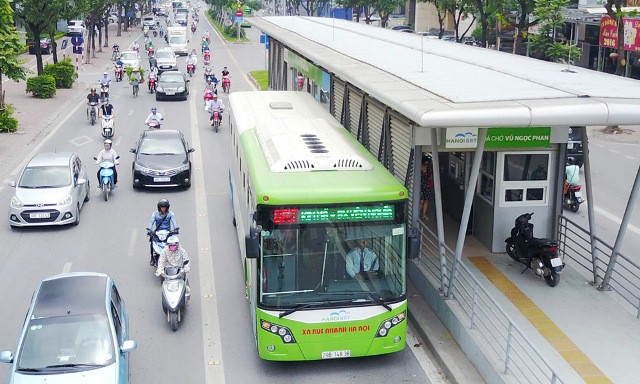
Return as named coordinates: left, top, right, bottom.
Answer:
left=250, top=15, right=640, bottom=383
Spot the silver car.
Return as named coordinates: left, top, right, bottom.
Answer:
left=118, top=50, right=140, bottom=70
left=9, top=152, right=90, bottom=227
left=0, top=272, right=137, bottom=384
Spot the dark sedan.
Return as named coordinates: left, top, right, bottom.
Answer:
left=130, top=129, right=194, bottom=188
left=28, top=37, right=52, bottom=54
left=156, top=71, right=190, bottom=101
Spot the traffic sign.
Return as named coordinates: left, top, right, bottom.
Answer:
left=235, top=16, right=243, bottom=23
left=72, top=46, right=83, bottom=54
left=235, top=9, right=243, bottom=17
left=70, top=35, right=83, bottom=46
left=244, top=8, right=251, bottom=13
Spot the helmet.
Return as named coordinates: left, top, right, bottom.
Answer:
left=157, top=198, right=170, bottom=211
left=103, top=71, right=108, bottom=75
left=151, top=107, right=157, bottom=112
left=91, top=87, right=96, bottom=92
left=104, top=139, right=112, bottom=148
left=167, top=235, right=179, bottom=251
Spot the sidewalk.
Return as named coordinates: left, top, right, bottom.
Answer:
left=0, top=23, right=141, bottom=183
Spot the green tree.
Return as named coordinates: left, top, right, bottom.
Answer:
left=528, top=0, right=580, bottom=62
left=0, top=0, right=27, bottom=110
left=441, top=0, right=476, bottom=41
left=369, top=0, right=406, bottom=27
left=418, top=0, right=447, bottom=37
left=471, top=0, right=496, bottom=47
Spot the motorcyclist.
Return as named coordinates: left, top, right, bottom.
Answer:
left=145, top=107, right=164, bottom=128
left=132, top=41, right=140, bottom=52
left=207, top=92, right=224, bottom=123
left=111, top=44, right=120, bottom=60
left=565, top=158, right=580, bottom=195
left=99, top=71, right=111, bottom=87
left=159, top=25, right=165, bottom=38
left=188, top=49, right=198, bottom=66
left=155, top=235, right=191, bottom=298
left=143, top=25, right=150, bottom=37
left=99, top=98, right=115, bottom=118
left=86, top=87, right=100, bottom=120
left=147, top=199, right=180, bottom=265
left=149, top=54, right=158, bottom=71
left=204, top=29, right=210, bottom=43
left=221, top=66, right=229, bottom=77
left=95, top=139, right=119, bottom=187
left=201, top=37, right=209, bottom=54
left=204, top=78, right=216, bottom=93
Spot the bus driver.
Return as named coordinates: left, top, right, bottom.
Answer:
left=346, top=239, right=379, bottom=278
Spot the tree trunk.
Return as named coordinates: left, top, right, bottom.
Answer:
left=98, top=21, right=103, bottom=52
left=0, top=72, right=4, bottom=110
left=118, top=4, right=123, bottom=36
left=33, top=28, right=44, bottom=75
left=615, top=17, right=624, bottom=75
left=104, top=16, right=110, bottom=47
left=86, top=20, right=93, bottom=62
left=124, top=4, right=130, bottom=31
left=49, top=30, right=59, bottom=64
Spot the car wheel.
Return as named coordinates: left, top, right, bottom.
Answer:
left=84, top=181, right=91, bottom=202
left=156, top=94, right=160, bottom=101
left=73, top=204, right=80, bottom=226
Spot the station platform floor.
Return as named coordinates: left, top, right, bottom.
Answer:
left=420, top=215, right=640, bottom=384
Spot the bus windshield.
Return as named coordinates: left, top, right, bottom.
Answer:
left=259, top=220, right=406, bottom=309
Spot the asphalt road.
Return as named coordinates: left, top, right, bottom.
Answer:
left=0, top=9, right=443, bottom=384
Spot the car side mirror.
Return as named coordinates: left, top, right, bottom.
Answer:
left=130, top=148, right=136, bottom=153
left=0, top=351, right=14, bottom=364
left=121, top=340, right=137, bottom=353
left=8, top=180, right=16, bottom=187
left=188, top=148, right=195, bottom=153
left=77, top=178, right=87, bottom=186
left=245, top=225, right=262, bottom=259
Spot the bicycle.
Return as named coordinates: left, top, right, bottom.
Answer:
left=132, top=83, right=139, bottom=98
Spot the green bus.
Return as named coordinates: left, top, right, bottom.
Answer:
left=228, top=91, right=408, bottom=361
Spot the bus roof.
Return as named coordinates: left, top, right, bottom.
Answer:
left=230, top=91, right=408, bottom=206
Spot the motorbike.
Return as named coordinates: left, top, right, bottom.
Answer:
left=147, top=46, right=155, bottom=57
left=222, top=75, right=230, bottom=93
left=101, top=115, right=115, bottom=139
left=88, top=102, right=99, bottom=126
left=210, top=109, right=221, bottom=133
left=114, top=65, right=124, bottom=82
left=149, top=229, right=176, bottom=267
left=161, top=263, right=189, bottom=331
left=505, top=212, right=563, bottom=287
left=203, top=49, right=210, bottom=62
left=146, top=120, right=162, bottom=130
left=153, top=30, right=158, bottom=37
left=191, top=24, right=196, bottom=33
left=94, top=156, right=120, bottom=201
left=111, top=46, right=120, bottom=61
left=99, top=83, right=110, bottom=102
left=203, top=89, right=214, bottom=107
left=205, top=35, right=210, bottom=44
left=564, top=184, right=584, bottom=212
left=159, top=29, right=164, bottom=38
left=187, top=62, right=195, bottom=77
left=148, top=76, right=157, bottom=93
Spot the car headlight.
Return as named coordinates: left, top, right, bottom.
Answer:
left=10, top=195, right=23, bottom=208
left=174, top=164, right=189, bottom=173
left=134, top=163, right=153, bottom=173
left=58, top=194, right=73, bottom=206
left=156, top=86, right=164, bottom=92
left=177, top=87, right=185, bottom=92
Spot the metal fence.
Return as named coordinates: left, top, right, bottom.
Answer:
left=557, top=214, right=640, bottom=318
left=417, top=223, right=565, bottom=384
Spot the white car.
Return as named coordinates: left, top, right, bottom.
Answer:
left=155, top=47, right=178, bottom=74
left=143, top=16, right=156, bottom=29
left=118, top=50, right=141, bottom=69
left=67, top=20, right=85, bottom=35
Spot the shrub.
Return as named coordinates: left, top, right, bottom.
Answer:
left=223, top=24, right=246, bottom=39
left=43, top=59, right=76, bottom=88
left=26, top=75, right=56, bottom=98
left=0, top=105, right=19, bottom=133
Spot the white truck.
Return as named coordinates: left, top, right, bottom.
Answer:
left=166, top=26, right=188, bottom=56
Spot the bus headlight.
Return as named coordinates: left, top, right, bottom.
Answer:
left=261, top=319, right=296, bottom=344
left=375, top=311, right=406, bottom=338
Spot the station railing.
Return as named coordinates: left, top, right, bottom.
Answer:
left=417, top=223, right=566, bottom=384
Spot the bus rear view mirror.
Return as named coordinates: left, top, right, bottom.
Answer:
left=245, top=225, right=261, bottom=259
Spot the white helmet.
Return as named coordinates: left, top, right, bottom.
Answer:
left=167, top=235, right=179, bottom=251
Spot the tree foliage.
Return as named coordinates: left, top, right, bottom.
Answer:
left=528, top=0, right=580, bottom=62
left=0, top=0, right=27, bottom=110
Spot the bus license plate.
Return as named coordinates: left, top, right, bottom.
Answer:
left=550, top=258, right=563, bottom=267
left=154, top=177, right=171, bottom=182
left=321, top=350, right=350, bottom=359
left=30, top=212, right=50, bottom=219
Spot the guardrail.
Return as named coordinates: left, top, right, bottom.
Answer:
left=557, top=214, right=640, bottom=318
left=417, top=223, right=565, bottom=384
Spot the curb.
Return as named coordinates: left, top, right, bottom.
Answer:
left=246, top=72, right=260, bottom=90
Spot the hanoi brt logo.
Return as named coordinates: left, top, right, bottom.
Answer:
left=322, top=310, right=350, bottom=322
left=446, top=128, right=478, bottom=148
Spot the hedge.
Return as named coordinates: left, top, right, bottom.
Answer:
left=26, top=75, right=57, bottom=98
left=223, top=24, right=246, bottom=39
left=43, top=58, right=75, bottom=88
left=0, top=105, right=19, bottom=133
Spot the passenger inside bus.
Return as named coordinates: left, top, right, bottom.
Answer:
left=345, top=239, right=379, bottom=278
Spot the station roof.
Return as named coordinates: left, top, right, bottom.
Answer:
left=250, top=16, right=640, bottom=128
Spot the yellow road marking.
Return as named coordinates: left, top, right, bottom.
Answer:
left=469, top=256, right=612, bottom=384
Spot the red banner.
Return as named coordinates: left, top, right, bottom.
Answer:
left=599, top=16, right=640, bottom=51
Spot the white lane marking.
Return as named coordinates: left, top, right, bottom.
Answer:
left=190, top=85, right=225, bottom=383
left=594, top=205, right=640, bottom=237
left=9, top=94, right=85, bottom=176
left=115, top=135, right=123, bottom=146
left=609, top=149, right=620, bottom=154
left=61, top=262, right=73, bottom=274
left=406, top=325, right=450, bottom=384
left=128, top=228, right=138, bottom=257
left=625, top=155, right=636, bottom=160
left=70, top=135, right=94, bottom=147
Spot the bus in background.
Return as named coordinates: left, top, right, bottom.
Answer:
left=229, top=91, right=408, bottom=361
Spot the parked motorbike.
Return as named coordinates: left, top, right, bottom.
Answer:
left=101, top=115, right=115, bottom=139
left=88, top=102, right=99, bottom=126
left=187, top=62, right=195, bottom=77
left=505, top=213, right=563, bottom=287
left=161, top=264, right=189, bottom=331
left=148, top=76, right=157, bottom=93
left=222, top=75, right=230, bottom=93
left=114, top=65, right=124, bottom=82
left=564, top=184, right=583, bottom=212
left=94, top=156, right=119, bottom=201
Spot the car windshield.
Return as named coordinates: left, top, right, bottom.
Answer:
left=139, top=137, right=184, bottom=155
left=121, top=53, right=136, bottom=60
left=19, top=166, right=71, bottom=188
left=169, top=36, right=186, bottom=44
left=160, top=75, right=184, bottom=83
left=17, top=314, right=115, bottom=371
left=156, top=51, right=174, bottom=59
left=259, top=221, right=407, bottom=309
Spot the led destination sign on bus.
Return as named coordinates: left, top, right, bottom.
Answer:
left=273, top=205, right=395, bottom=224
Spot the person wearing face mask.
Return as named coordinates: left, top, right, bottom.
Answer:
left=155, top=235, right=191, bottom=298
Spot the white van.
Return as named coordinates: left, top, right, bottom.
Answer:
left=166, top=26, right=188, bottom=55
